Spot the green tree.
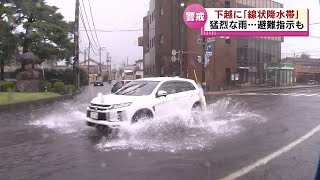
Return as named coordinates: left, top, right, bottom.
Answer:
left=1, top=0, right=74, bottom=70
left=300, top=53, right=310, bottom=59
left=0, top=22, right=18, bottom=80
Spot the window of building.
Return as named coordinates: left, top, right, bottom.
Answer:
left=160, top=8, right=164, bottom=16
left=160, top=66, right=164, bottom=76
left=149, top=40, right=151, bottom=48
left=152, top=38, right=154, bottom=47
left=160, top=34, right=164, bottom=44
left=303, top=65, right=318, bottom=69
left=149, top=15, right=151, bottom=24
left=152, top=11, right=154, bottom=21
left=267, top=0, right=271, bottom=8
left=225, top=1, right=231, bottom=8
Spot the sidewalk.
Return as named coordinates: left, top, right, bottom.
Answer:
left=204, top=85, right=320, bottom=96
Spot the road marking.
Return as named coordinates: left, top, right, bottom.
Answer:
left=305, top=94, right=318, bottom=97
left=219, top=124, right=320, bottom=180
left=291, top=94, right=304, bottom=96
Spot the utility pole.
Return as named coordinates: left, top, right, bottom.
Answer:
left=74, top=0, right=80, bottom=89
left=87, top=42, right=91, bottom=78
left=99, top=48, right=102, bottom=76
left=179, top=0, right=185, bottom=78
left=106, top=52, right=109, bottom=77
left=127, top=56, right=129, bottom=65
left=202, top=0, right=207, bottom=91
left=109, top=57, right=112, bottom=76
left=83, top=47, right=87, bottom=63
left=114, top=63, right=116, bottom=80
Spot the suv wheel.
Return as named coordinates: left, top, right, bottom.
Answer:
left=191, top=102, right=202, bottom=124
left=132, top=109, right=153, bottom=123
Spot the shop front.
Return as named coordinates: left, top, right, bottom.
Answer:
left=267, top=63, right=294, bottom=86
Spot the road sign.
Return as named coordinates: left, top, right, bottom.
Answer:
left=205, top=42, right=212, bottom=52
left=171, top=49, right=177, bottom=56
left=207, top=37, right=215, bottom=43
left=205, top=54, right=210, bottom=67
left=197, top=37, right=203, bottom=44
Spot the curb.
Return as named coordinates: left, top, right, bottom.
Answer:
left=0, top=94, right=75, bottom=112
left=204, top=85, right=320, bottom=97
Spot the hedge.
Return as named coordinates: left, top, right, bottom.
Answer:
left=66, top=84, right=76, bottom=94
left=46, top=81, right=53, bottom=92
left=0, top=81, right=15, bottom=92
left=14, top=68, right=89, bottom=87
left=53, top=82, right=65, bottom=93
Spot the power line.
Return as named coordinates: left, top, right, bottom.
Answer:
left=79, top=9, right=98, bottom=56
left=87, top=0, right=101, bottom=49
left=80, top=0, right=99, bottom=50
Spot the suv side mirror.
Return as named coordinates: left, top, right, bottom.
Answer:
left=157, top=90, right=167, bottom=98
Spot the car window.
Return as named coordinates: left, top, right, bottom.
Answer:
left=115, top=81, right=160, bottom=96
left=188, top=82, right=196, bottom=90
left=175, top=82, right=196, bottom=93
left=158, top=82, right=177, bottom=95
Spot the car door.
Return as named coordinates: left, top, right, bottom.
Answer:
left=154, top=81, right=178, bottom=119
left=174, top=81, right=197, bottom=114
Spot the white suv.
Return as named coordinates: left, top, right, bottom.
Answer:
left=86, top=77, right=206, bottom=129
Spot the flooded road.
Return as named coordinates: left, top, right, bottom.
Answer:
left=0, top=85, right=319, bottom=180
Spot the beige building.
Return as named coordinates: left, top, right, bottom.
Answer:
left=80, top=59, right=110, bottom=82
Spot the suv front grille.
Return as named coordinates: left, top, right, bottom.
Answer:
left=91, top=103, right=111, bottom=108
left=90, top=103, right=112, bottom=111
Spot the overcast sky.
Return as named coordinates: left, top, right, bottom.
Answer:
left=46, top=0, right=320, bottom=66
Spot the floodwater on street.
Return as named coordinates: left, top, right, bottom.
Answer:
left=1, top=85, right=319, bottom=180
left=28, top=95, right=266, bottom=152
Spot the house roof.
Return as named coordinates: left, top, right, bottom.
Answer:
left=124, top=65, right=136, bottom=70
left=135, top=59, right=143, bottom=63
left=80, top=59, right=101, bottom=65
left=282, top=57, right=320, bottom=64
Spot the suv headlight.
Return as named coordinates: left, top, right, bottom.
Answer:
left=111, top=102, right=132, bottom=109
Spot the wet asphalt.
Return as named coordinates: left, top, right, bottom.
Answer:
left=0, top=84, right=319, bottom=180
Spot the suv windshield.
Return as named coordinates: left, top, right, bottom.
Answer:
left=115, top=81, right=160, bottom=96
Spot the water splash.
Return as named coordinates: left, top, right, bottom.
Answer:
left=28, top=103, right=89, bottom=134
left=28, top=88, right=265, bottom=152
left=97, top=98, right=266, bottom=152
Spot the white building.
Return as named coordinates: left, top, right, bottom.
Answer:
left=135, top=59, right=143, bottom=79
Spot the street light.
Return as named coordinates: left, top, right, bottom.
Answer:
left=180, top=2, right=185, bottom=7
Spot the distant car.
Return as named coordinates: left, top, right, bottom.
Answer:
left=111, top=80, right=131, bottom=93
left=94, top=81, right=104, bottom=86
left=308, top=80, right=318, bottom=85
left=86, top=77, right=207, bottom=130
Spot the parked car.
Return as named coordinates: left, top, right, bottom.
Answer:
left=111, top=80, right=131, bottom=93
left=94, top=81, right=104, bottom=86
left=308, top=80, right=318, bottom=85
left=86, top=77, right=207, bottom=130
